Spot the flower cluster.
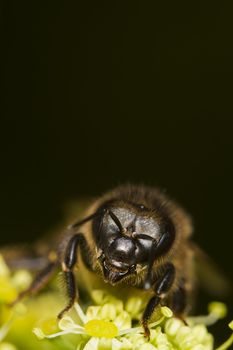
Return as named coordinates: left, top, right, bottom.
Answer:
left=0, top=255, right=32, bottom=350
left=33, top=289, right=233, bottom=350
left=0, top=254, right=232, bottom=350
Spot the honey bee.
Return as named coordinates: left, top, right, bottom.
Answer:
left=10, top=184, right=197, bottom=338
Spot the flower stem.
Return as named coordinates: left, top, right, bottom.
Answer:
left=215, top=333, right=233, bottom=350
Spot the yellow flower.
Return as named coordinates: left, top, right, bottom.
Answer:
left=33, top=296, right=172, bottom=350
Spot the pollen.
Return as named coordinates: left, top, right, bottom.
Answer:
left=84, top=319, right=118, bottom=338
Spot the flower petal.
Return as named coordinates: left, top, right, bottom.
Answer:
left=112, top=338, right=123, bottom=350
left=74, top=303, right=88, bottom=323
left=58, top=316, right=83, bottom=331
left=83, top=337, right=99, bottom=350
left=33, top=327, right=74, bottom=339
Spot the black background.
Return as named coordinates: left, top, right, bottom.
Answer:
left=2, top=0, right=233, bottom=343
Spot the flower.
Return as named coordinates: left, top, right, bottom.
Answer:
left=0, top=255, right=232, bottom=350
left=214, top=320, right=233, bottom=350
left=0, top=254, right=32, bottom=350
left=33, top=290, right=232, bottom=350
left=33, top=290, right=174, bottom=350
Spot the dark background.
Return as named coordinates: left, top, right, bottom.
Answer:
left=2, top=0, right=233, bottom=343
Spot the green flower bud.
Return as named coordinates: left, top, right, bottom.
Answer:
left=127, top=333, right=147, bottom=348
left=228, top=320, right=233, bottom=330
left=114, top=310, right=131, bottom=330
left=0, top=343, right=17, bottom=350
left=175, top=325, right=197, bottom=349
left=11, top=270, right=32, bottom=292
left=208, top=302, right=227, bottom=319
left=164, top=318, right=183, bottom=337
left=125, top=297, right=143, bottom=319
left=99, top=303, right=117, bottom=320
left=0, top=276, right=17, bottom=303
left=202, top=333, right=214, bottom=349
left=86, top=306, right=102, bottom=320
left=192, top=324, right=208, bottom=342
left=160, top=306, right=173, bottom=318
left=91, top=290, right=123, bottom=313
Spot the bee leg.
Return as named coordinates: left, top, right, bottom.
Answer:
left=10, top=252, right=58, bottom=306
left=58, top=233, right=92, bottom=319
left=144, top=229, right=175, bottom=289
left=142, top=263, right=175, bottom=339
left=171, top=285, right=188, bottom=324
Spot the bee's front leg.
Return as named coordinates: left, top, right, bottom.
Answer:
left=58, top=233, right=93, bottom=319
left=142, top=263, right=175, bottom=339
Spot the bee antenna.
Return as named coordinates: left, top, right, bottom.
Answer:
left=68, top=210, right=103, bottom=229
left=108, top=210, right=124, bottom=234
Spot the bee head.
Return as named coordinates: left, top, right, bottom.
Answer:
left=92, top=201, right=165, bottom=285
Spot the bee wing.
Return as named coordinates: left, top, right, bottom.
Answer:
left=1, top=197, right=94, bottom=272
left=191, top=242, right=231, bottom=297
left=0, top=243, right=50, bottom=271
